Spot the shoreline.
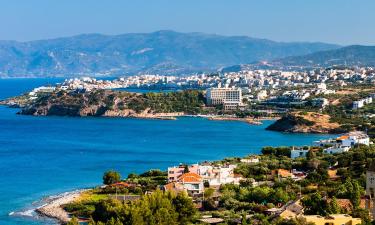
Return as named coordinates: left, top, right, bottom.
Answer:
left=0, top=104, right=278, bottom=125
left=206, top=115, right=280, bottom=125
left=35, top=189, right=88, bottom=224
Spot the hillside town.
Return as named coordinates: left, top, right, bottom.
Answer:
left=51, top=132, right=375, bottom=225
left=26, top=66, right=375, bottom=111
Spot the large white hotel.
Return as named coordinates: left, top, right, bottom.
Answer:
left=206, top=87, right=243, bottom=110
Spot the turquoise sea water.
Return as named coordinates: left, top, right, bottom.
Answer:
left=0, top=79, right=335, bottom=225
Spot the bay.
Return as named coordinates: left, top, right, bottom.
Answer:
left=0, top=78, right=334, bottom=225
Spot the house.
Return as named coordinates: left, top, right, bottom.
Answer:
left=163, top=182, right=185, bottom=194
left=311, top=98, right=329, bottom=108
left=278, top=200, right=304, bottom=219
left=272, top=169, right=293, bottom=179
left=292, top=169, right=306, bottom=180
left=300, top=214, right=361, bottom=225
left=168, top=164, right=199, bottom=182
left=323, top=145, right=350, bottom=154
left=353, top=100, right=365, bottom=110
left=291, top=149, right=309, bottom=159
left=353, top=95, right=374, bottom=110
left=337, top=131, right=370, bottom=147
left=327, top=169, right=340, bottom=180
left=240, top=156, right=260, bottom=164
left=198, top=164, right=243, bottom=186
left=315, top=131, right=370, bottom=150
left=176, top=172, right=204, bottom=195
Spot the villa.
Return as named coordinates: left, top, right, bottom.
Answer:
left=168, top=163, right=243, bottom=187
left=198, top=164, right=243, bottom=186
left=168, top=164, right=199, bottom=182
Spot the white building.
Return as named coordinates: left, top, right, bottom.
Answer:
left=240, top=156, right=260, bottom=164
left=353, top=100, right=365, bottom=110
left=337, top=131, right=370, bottom=147
left=206, top=87, right=243, bottom=110
left=257, top=90, right=268, bottom=101
left=29, top=86, right=56, bottom=96
left=323, top=145, right=350, bottom=154
left=311, top=98, right=329, bottom=108
left=198, top=164, right=242, bottom=186
left=291, top=149, right=309, bottom=159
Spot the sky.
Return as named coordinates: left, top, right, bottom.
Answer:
left=0, top=0, right=374, bottom=45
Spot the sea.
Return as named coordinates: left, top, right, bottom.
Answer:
left=0, top=78, right=335, bottom=225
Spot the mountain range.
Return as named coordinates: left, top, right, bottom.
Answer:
left=0, top=30, right=343, bottom=77
left=272, top=45, right=375, bottom=68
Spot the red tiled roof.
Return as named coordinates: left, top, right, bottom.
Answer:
left=177, top=172, right=202, bottom=183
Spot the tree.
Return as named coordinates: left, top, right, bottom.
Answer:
left=349, top=180, right=361, bottom=209
left=301, top=192, right=330, bottom=216
left=306, top=150, right=316, bottom=160
left=172, top=192, right=197, bottom=224
left=183, top=165, right=189, bottom=173
left=67, top=217, right=80, bottom=225
left=103, top=170, right=121, bottom=185
left=204, top=188, right=215, bottom=199
left=327, top=197, right=341, bottom=214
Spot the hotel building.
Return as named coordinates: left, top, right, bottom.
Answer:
left=206, top=87, right=243, bottom=110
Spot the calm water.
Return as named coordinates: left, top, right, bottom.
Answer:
left=0, top=78, right=335, bottom=225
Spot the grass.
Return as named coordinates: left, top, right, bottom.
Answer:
left=78, top=190, right=109, bottom=202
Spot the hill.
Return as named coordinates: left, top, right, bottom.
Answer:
left=273, top=45, right=375, bottom=67
left=0, top=30, right=339, bottom=77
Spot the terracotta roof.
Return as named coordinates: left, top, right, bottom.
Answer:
left=327, top=169, right=340, bottom=179
left=177, top=172, right=202, bottom=183
left=334, top=199, right=352, bottom=211
left=274, top=169, right=292, bottom=178
left=164, top=182, right=184, bottom=192
left=337, top=135, right=349, bottom=141
left=233, top=173, right=243, bottom=178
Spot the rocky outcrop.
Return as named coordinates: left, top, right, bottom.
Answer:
left=266, top=112, right=341, bottom=134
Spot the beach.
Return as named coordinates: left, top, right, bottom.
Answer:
left=36, top=190, right=86, bottom=224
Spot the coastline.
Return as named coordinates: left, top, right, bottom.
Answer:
left=35, top=190, right=88, bottom=224
left=206, top=116, right=280, bottom=125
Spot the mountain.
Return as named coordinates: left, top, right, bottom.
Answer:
left=273, top=45, right=375, bottom=67
left=0, top=30, right=340, bottom=77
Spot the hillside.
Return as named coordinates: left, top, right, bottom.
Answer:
left=266, top=112, right=341, bottom=134
left=7, top=90, right=206, bottom=117
left=0, top=30, right=339, bottom=77
left=273, top=45, right=375, bottom=67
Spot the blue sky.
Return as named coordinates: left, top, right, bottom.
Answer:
left=0, top=0, right=374, bottom=45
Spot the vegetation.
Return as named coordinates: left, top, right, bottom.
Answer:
left=103, top=170, right=121, bottom=185
left=19, top=89, right=211, bottom=116
left=67, top=190, right=197, bottom=225
left=127, top=90, right=206, bottom=114
left=63, top=143, right=375, bottom=225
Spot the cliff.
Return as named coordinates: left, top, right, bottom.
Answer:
left=266, top=112, right=341, bottom=134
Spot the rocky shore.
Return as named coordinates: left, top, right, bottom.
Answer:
left=208, top=116, right=263, bottom=125
left=36, top=190, right=86, bottom=224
